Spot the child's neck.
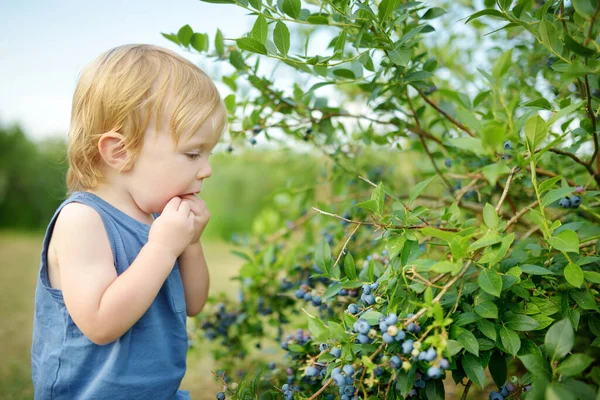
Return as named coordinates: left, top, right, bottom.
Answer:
left=86, top=186, right=155, bottom=225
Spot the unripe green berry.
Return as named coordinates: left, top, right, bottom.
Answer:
left=387, top=325, right=399, bottom=336
left=402, top=361, right=412, bottom=370
left=413, top=341, right=422, bottom=350
left=368, top=329, right=377, bottom=339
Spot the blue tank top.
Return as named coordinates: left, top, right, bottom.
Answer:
left=31, top=191, right=191, bottom=399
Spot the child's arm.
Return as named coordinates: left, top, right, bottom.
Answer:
left=178, top=241, right=210, bottom=317
left=53, top=198, right=195, bottom=345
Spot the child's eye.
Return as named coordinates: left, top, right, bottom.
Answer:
left=185, top=153, right=200, bottom=160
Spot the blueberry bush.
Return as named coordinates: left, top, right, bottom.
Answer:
left=164, top=0, right=600, bottom=398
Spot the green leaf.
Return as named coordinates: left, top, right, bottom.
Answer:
left=322, top=282, right=342, bottom=300
left=483, top=203, right=499, bottom=230
left=465, top=9, right=507, bottom=24
left=570, top=291, right=599, bottom=311
left=371, top=182, right=385, bottom=215
left=191, top=33, right=208, bottom=52
left=377, top=0, right=400, bottom=23
left=481, top=163, right=511, bottom=186
left=355, top=199, right=379, bottom=214
left=308, top=315, right=328, bottom=340
left=545, top=318, right=574, bottom=361
left=546, top=383, right=577, bottom=400
left=387, top=48, right=412, bottom=67
left=489, top=352, right=508, bottom=388
left=273, top=21, right=290, bottom=56
left=523, top=97, right=553, bottom=110
left=422, top=7, right=446, bottom=19
left=447, top=137, right=486, bottom=155
left=478, top=269, right=502, bottom=297
left=409, top=176, right=437, bottom=204
left=161, top=33, right=180, bottom=46
left=344, top=253, right=357, bottom=280
left=315, top=238, right=332, bottom=277
left=564, top=263, right=584, bottom=288
left=505, top=314, right=540, bottom=331
left=500, top=326, right=521, bottom=356
left=306, top=14, right=329, bottom=24
left=573, top=0, right=598, bottom=18
left=520, top=264, right=554, bottom=275
left=456, top=327, right=479, bottom=356
left=224, top=94, right=236, bottom=114
left=556, top=354, right=594, bottom=377
left=538, top=175, right=568, bottom=195
left=461, top=354, right=486, bottom=389
left=492, top=49, right=512, bottom=79
left=215, top=29, right=225, bottom=56
left=475, top=302, right=498, bottom=319
left=513, top=0, right=534, bottom=18
left=547, top=101, right=585, bottom=126
left=386, top=236, right=406, bottom=260
left=549, top=230, right=579, bottom=254
left=361, top=310, right=383, bottom=325
left=584, top=271, right=600, bottom=283
left=281, top=0, right=301, bottom=18
left=519, top=353, right=551, bottom=379
left=251, top=15, right=268, bottom=44
left=236, top=37, right=268, bottom=55
left=469, top=232, right=502, bottom=251
left=525, top=114, right=547, bottom=152
left=541, top=186, right=572, bottom=206
left=177, top=24, right=194, bottom=47
left=477, top=319, right=497, bottom=341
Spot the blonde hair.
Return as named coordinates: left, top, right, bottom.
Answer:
left=66, top=44, right=227, bottom=194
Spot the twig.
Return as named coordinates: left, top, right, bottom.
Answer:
left=403, top=260, right=473, bottom=327
left=461, top=380, right=473, bottom=400
left=307, top=377, right=333, bottom=400
left=496, top=167, right=519, bottom=214
left=505, top=200, right=539, bottom=231
left=332, top=223, right=362, bottom=269
left=417, top=90, right=475, bottom=138
left=406, top=88, right=453, bottom=191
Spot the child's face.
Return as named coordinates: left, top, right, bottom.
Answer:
left=126, top=115, right=220, bottom=215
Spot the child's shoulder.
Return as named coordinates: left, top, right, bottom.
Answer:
left=52, top=201, right=113, bottom=262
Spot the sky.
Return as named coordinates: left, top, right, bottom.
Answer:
left=0, top=0, right=253, bottom=141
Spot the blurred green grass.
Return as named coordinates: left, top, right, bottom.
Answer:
left=0, top=231, right=244, bottom=400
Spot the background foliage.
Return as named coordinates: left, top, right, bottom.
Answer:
left=162, top=0, right=600, bottom=399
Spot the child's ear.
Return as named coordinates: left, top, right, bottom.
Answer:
left=97, top=131, right=133, bottom=172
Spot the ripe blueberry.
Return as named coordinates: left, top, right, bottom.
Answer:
left=570, top=195, right=582, bottom=208
left=559, top=197, right=571, bottom=208
left=489, top=392, right=503, bottom=400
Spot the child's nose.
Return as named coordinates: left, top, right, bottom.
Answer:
left=197, top=164, right=211, bottom=180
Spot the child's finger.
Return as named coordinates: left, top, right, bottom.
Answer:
left=163, top=197, right=181, bottom=213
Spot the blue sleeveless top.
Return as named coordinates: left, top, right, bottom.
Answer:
left=31, top=191, right=191, bottom=399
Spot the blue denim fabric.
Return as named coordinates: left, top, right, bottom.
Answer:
left=31, top=192, right=190, bottom=399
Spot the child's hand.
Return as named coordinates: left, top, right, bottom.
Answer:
left=180, top=194, right=210, bottom=245
left=148, top=197, right=196, bottom=258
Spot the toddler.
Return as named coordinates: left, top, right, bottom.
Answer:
left=31, top=44, right=227, bottom=399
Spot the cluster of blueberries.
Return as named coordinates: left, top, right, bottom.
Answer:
left=280, top=383, right=295, bottom=400
left=489, top=382, right=518, bottom=399
left=201, top=303, right=237, bottom=342
left=294, top=285, right=324, bottom=308
left=329, top=364, right=359, bottom=400
left=559, top=186, right=585, bottom=209
left=559, top=195, right=583, bottom=208
left=280, top=328, right=312, bottom=351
